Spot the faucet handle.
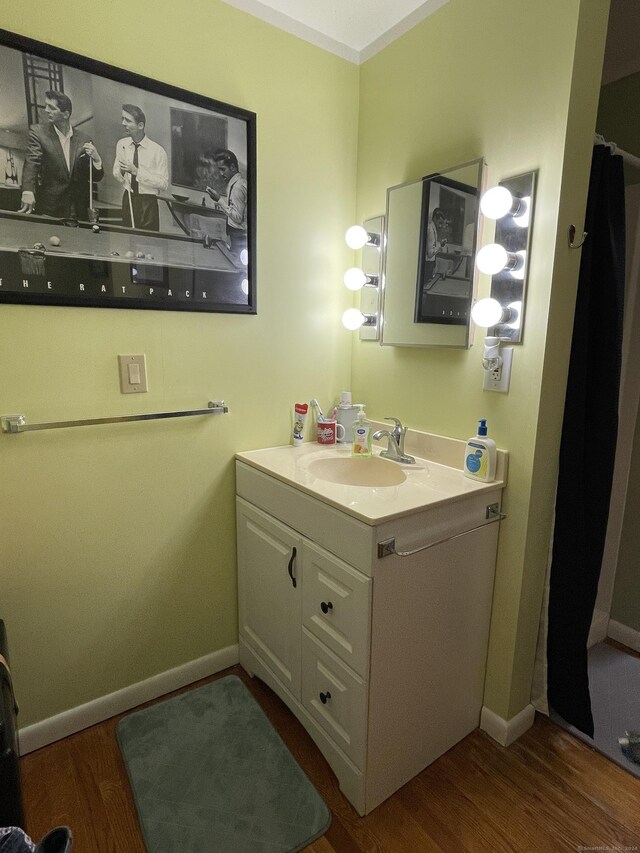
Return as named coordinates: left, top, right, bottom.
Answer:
left=384, top=416, right=404, bottom=435
left=384, top=417, right=407, bottom=453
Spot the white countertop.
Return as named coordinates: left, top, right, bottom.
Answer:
left=236, top=441, right=505, bottom=524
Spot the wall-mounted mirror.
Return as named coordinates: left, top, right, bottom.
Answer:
left=381, top=158, right=485, bottom=348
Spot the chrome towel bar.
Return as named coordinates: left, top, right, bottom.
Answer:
left=377, top=503, right=506, bottom=558
left=1, top=401, right=228, bottom=434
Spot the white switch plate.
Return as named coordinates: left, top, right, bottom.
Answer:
left=118, top=354, right=148, bottom=394
left=483, top=346, right=512, bottom=393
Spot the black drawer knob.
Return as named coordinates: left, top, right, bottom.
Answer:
left=319, top=691, right=332, bottom=704
left=320, top=601, right=333, bottom=614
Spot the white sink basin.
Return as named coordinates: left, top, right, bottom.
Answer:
left=236, top=442, right=505, bottom=524
left=305, top=455, right=407, bottom=487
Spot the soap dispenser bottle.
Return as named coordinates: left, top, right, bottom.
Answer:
left=463, top=419, right=496, bottom=482
left=352, top=405, right=372, bottom=457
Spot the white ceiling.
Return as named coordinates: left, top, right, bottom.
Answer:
left=220, top=0, right=449, bottom=64
left=221, top=0, right=640, bottom=78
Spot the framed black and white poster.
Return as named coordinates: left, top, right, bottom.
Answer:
left=414, top=172, right=478, bottom=326
left=0, top=29, right=256, bottom=314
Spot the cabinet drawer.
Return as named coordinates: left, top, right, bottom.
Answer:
left=301, top=629, right=367, bottom=769
left=302, top=540, right=371, bottom=678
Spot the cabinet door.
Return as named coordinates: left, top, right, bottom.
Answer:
left=236, top=498, right=302, bottom=698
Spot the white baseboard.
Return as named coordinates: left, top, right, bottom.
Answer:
left=480, top=703, right=535, bottom=747
left=608, top=620, right=640, bottom=653
left=18, top=644, right=239, bottom=755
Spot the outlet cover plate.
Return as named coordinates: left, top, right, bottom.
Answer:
left=483, top=346, right=512, bottom=392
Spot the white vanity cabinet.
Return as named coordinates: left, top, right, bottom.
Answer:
left=236, top=448, right=504, bottom=816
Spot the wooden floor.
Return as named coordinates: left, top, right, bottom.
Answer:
left=20, top=664, right=640, bottom=852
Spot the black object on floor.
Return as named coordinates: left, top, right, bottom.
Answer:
left=0, top=619, right=25, bottom=829
left=0, top=827, right=72, bottom=853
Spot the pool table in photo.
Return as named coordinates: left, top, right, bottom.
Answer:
left=0, top=211, right=253, bottom=313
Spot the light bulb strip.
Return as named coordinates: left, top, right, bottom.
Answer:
left=342, top=216, right=384, bottom=339
left=474, top=170, right=536, bottom=345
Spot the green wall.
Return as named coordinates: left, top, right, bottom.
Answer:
left=1, top=0, right=612, bottom=732
left=0, top=0, right=359, bottom=726
left=597, top=72, right=640, bottom=184
left=354, top=0, right=610, bottom=719
left=596, top=76, right=640, bottom=631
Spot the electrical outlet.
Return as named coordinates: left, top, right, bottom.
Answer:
left=483, top=346, right=513, bottom=393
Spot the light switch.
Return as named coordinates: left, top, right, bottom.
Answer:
left=128, top=362, right=141, bottom=385
left=118, top=354, right=148, bottom=394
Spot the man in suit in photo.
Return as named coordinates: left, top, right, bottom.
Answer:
left=19, top=90, right=103, bottom=220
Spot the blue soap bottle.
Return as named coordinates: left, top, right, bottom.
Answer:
left=463, top=419, right=496, bottom=482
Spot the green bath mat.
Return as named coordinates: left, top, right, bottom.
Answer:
left=117, top=675, right=331, bottom=852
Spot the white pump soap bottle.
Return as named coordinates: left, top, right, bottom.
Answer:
left=463, top=419, right=496, bottom=482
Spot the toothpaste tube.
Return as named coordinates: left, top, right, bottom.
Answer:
left=292, top=403, right=308, bottom=446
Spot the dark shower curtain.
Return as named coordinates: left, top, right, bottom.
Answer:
left=547, top=144, right=626, bottom=737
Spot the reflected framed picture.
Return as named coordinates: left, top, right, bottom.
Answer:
left=0, top=28, right=256, bottom=314
left=414, top=172, right=478, bottom=326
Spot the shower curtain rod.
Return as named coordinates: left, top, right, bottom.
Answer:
left=595, top=133, right=640, bottom=170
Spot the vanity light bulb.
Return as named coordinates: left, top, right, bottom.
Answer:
left=345, top=225, right=369, bottom=250
left=505, top=300, right=522, bottom=329
left=342, top=308, right=366, bottom=330
left=510, top=250, right=527, bottom=280
left=343, top=267, right=368, bottom=290
left=480, top=187, right=529, bottom=224
left=239, top=249, right=249, bottom=266
left=476, top=243, right=508, bottom=275
left=480, top=186, right=513, bottom=220
left=471, top=297, right=504, bottom=328
left=513, top=196, right=531, bottom=228
left=240, top=278, right=249, bottom=295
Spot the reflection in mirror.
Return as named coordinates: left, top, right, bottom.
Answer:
left=381, top=158, right=485, bottom=348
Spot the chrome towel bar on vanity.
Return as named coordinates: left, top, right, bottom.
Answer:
left=1, top=401, right=228, bottom=434
left=377, top=503, right=507, bottom=558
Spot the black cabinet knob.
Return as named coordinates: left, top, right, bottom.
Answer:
left=319, top=691, right=331, bottom=704
left=320, top=601, right=333, bottom=614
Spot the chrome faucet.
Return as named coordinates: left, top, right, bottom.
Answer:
left=373, top=417, right=415, bottom=464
